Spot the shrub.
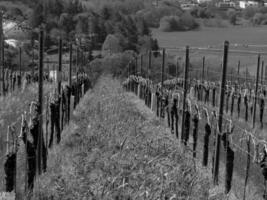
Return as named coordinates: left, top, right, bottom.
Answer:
left=180, top=12, right=199, bottom=30
left=90, top=51, right=136, bottom=77
left=243, top=7, right=258, bottom=19
left=252, top=13, right=264, bottom=25
left=191, top=7, right=214, bottom=19
left=102, top=34, right=123, bottom=56
left=160, top=15, right=184, bottom=31
left=227, top=9, right=237, bottom=25
left=251, top=13, right=267, bottom=25
left=159, top=14, right=198, bottom=32
left=199, top=18, right=229, bottom=28
left=139, top=6, right=183, bottom=28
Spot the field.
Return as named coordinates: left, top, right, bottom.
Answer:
left=152, top=26, right=267, bottom=75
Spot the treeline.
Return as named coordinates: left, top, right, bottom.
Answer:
left=28, top=0, right=158, bottom=52
left=0, top=0, right=160, bottom=74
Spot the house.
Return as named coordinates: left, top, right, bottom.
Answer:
left=216, top=1, right=236, bottom=9
left=196, top=0, right=212, bottom=3
left=239, top=1, right=259, bottom=9
left=181, top=3, right=198, bottom=10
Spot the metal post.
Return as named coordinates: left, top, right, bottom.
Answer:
left=213, top=41, right=229, bottom=185
left=37, top=28, right=44, bottom=175
left=181, top=46, right=190, bottom=141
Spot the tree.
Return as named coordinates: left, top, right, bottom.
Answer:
left=227, top=9, right=237, bottom=25
left=30, top=2, right=44, bottom=28
left=100, top=5, right=112, bottom=20
left=253, top=13, right=264, bottom=25
left=59, top=13, right=74, bottom=36
left=102, top=34, right=123, bottom=56
left=137, top=17, right=150, bottom=36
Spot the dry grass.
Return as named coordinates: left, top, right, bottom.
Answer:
left=32, top=76, right=214, bottom=200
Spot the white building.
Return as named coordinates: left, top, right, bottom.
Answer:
left=239, top=1, right=259, bottom=9
left=197, top=0, right=212, bottom=3
left=181, top=3, right=198, bottom=10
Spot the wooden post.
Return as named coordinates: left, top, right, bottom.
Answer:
left=19, top=47, right=22, bottom=78
left=261, top=61, right=264, bottom=85
left=253, top=55, right=261, bottom=129
left=6, top=126, right=9, bottom=155
left=37, top=28, right=44, bottom=175
left=231, top=68, right=234, bottom=83
left=148, top=51, right=151, bottom=79
left=23, top=113, right=28, bottom=193
left=68, top=43, right=72, bottom=123
left=161, top=49, right=165, bottom=93
left=58, top=38, right=63, bottom=132
left=32, top=41, right=35, bottom=79
left=237, top=60, right=240, bottom=83
left=0, top=12, right=4, bottom=96
left=242, top=54, right=261, bottom=200
left=181, top=46, right=190, bottom=141
left=206, top=66, right=209, bottom=81
left=176, top=58, right=179, bottom=79
left=135, top=56, right=138, bottom=75
left=140, top=54, right=143, bottom=77
left=202, top=56, right=205, bottom=82
left=213, top=41, right=229, bottom=185
left=47, top=58, right=50, bottom=75
left=76, top=46, right=78, bottom=75
left=246, top=68, right=248, bottom=85
left=128, top=63, right=130, bottom=91
left=160, top=49, right=165, bottom=118
left=58, top=38, right=62, bottom=94
left=69, top=43, right=72, bottom=87
left=14, top=127, right=17, bottom=200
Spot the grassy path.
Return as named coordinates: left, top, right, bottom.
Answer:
left=31, top=75, right=244, bottom=200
